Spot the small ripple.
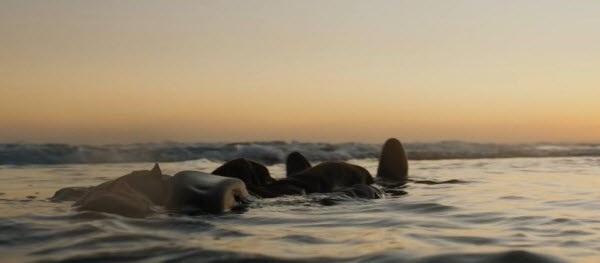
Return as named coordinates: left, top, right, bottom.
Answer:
left=499, top=195, right=528, bottom=200
left=414, top=221, right=466, bottom=230
left=68, top=211, right=121, bottom=221
left=276, top=234, right=332, bottom=244
left=411, top=179, right=469, bottom=185
left=504, top=215, right=547, bottom=225
left=31, top=233, right=172, bottom=255
left=560, top=240, right=582, bottom=247
left=0, top=218, right=37, bottom=245
left=542, top=218, right=582, bottom=226
left=211, top=228, right=251, bottom=238
left=535, top=229, right=593, bottom=238
left=435, top=235, right=498, bottom=245
left=452, top=212, right=505, bottom=224
left=413, top=250, right=565, bottom=263
left=510, top=226, right=548, bottom=233
left=161, top=247, right=314, bottom=263
left=0, top=221, right=102, bottom=246
left=559, top=230, right=593, bottom=236
left=123, top=217, right=214, bottom=233
left=395, top=202, right=456, bottom=213
left=37, top=245, right=197, bottom=263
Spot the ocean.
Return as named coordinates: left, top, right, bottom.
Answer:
left=2, top=141, right=600, bottom=262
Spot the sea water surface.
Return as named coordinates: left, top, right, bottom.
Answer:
left=2, top=153, right=600, bottom=262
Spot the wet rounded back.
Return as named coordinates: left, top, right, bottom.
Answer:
left=377, top=138, right=408, bottom=184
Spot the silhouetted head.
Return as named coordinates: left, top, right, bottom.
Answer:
left=212, top=158, right=275, bottom=187
left=285, top=151, right=311, bottom=177
left=116, top=163, right=171, bottom=205
left=377, top=138, right=408, bottom=184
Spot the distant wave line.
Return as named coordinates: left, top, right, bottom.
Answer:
left=2, top=141, right=600, bottom=165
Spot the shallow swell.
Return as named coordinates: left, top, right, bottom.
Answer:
left=1, top=213, right=566, bottom=263
left=4, top=157, right=600, bottom=262
left=37, top=249, right=566, bottom=263
left=0, top=195, right=571, bottom=263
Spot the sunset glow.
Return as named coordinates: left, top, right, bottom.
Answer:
left=2, top=0, right=600, bottom=143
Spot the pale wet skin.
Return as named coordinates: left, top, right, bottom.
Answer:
left=2, top=157, right=600, bottom=262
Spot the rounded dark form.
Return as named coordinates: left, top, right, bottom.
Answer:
left=212, top=158, right=275, bottom=187
left=50, top=187, right=91, bottom=202
left=167, top=171, right=249, bottom=214
left=285, top=151, right=311, bottom=177
left=288, top=162, right=374, bottom=193
left=377, top=138, right=408, bottom=184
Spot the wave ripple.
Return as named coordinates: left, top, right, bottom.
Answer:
left=3, top=141, right=600, bottom=165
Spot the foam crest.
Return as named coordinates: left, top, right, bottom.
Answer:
left=2, top=141, right=600, bottom=165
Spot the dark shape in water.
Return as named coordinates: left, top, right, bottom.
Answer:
left=286, top=162, right=374, bottom=193
left=71, top=164, right=170, bottom=218
left=416, top=250, right=565, bottom=263
left=377, top=138, right=409, bottom=185
left=74, top=179, right=154, bottom=218
left=410, top=179, right=468, bottom=185
left=166, top=171, right=250, bottom=214
left=50, top=187, right=91, bottom=202
left=53, top=138, right=412, bottom=217
left=286, top=151, right=312, bottom=177
left=212, top=158, right=275, bottom=192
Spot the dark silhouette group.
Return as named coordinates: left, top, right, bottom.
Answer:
left=52, top=138, right=409, bottom=217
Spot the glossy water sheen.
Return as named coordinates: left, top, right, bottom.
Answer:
left=2, top=157, right=600, bottom=263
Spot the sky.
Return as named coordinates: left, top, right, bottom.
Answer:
left=1, top=0, right=600, bottom=144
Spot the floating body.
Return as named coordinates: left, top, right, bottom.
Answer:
left=53, top=138, right=409, bottom=217
left=69, top=164, right=169, bottom=218
left=166, top=171, right=250, bottom=214
left=284, top=161, right=374, bottom=193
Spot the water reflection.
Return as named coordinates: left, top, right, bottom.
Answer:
left=2, top=157, right=599, bottom=262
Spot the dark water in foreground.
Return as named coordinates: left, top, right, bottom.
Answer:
left=2, top=157, right=600, bottom=262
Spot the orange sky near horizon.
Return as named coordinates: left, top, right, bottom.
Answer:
left=2, top=1, right=600, bottom=144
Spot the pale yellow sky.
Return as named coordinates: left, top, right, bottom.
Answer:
left=1, top=0, right=600, bottom=144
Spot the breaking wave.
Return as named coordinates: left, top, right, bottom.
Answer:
left=2, top=141, right=600, bottom=165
